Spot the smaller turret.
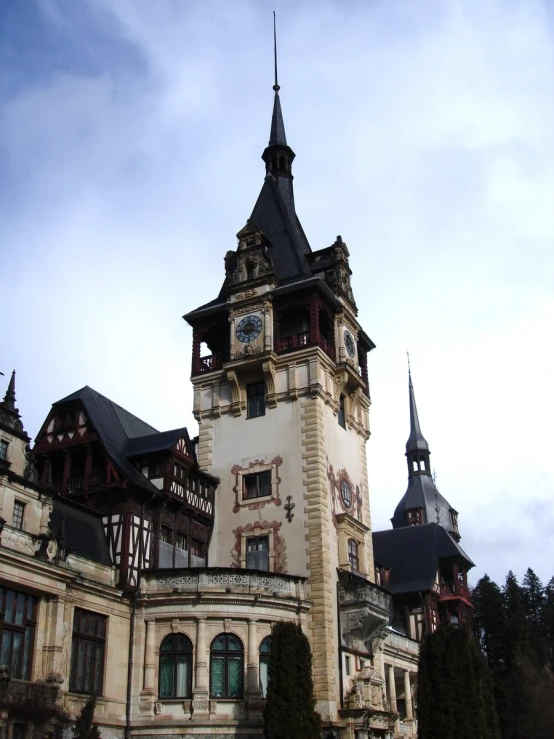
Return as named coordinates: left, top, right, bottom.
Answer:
left=391, top=368, right=460, bottom=541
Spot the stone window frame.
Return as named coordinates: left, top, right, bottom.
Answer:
left=241, top=525, right=276, bottom=572
left=231, top=520, right=287, bottom=573
left=231, top=457, right=283, bottom=512
left=336, top=512, right=370, bottom=577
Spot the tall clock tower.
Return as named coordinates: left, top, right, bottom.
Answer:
left=184, top=80, right=385, bottom=722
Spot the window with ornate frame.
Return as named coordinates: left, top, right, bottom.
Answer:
left=259, top=635, right=271, bottom=697
left=159, top=633, right=193, bottom=699
left=210, top=633, right=244, bottom=699
left=69, top=608, right=107, bottom=694
left=0, top=587, right=37, bottom=680
left=243, top=471, right=272, bottom=500
left=246, top=535, right=269, bottom=571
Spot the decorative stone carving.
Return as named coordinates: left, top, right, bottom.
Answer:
left=339, top=578, right=391, bottom=655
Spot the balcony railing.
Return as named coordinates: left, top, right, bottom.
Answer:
left=439, top=581, right=470, bottom=600
left=194, top=352, right=226, bottom=375
left=277, top=332, right=335, bottom=361
left=53, top=473, right=105, bottom=494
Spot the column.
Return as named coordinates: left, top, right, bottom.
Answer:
left=229, top=315, right=236, bottom=359
left=39, top=497, right=53, bottom=536
left=143, top=619, right=156, bottom=693
left=83, top=444, right=93, bottom=490
left=404, top=670, right=413, bottom=720
left=192, top=617, right=209, bottom=715
left=245, top=619, right=263, bottom=714
left=387, top=665, right=397, bottom=713
left=263, top=304, right=272, bottom=351
left=61, top=451, right=71, bottom=494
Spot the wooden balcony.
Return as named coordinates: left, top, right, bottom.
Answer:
left=439, top=581, right=470, bottom=601
left=277, top=332, right=336, bottom=362
left=193, top=351, right=227, bottom=375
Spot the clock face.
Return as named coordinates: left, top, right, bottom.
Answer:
left=236, top=314, right=262, bottom=343
left=344, top=329, right=356, bottom=358
left=341, top=480, right=352, bottom=508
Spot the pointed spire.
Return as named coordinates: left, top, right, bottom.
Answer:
left=406, top=363, right=429, bottom=454
left=2, top=370, right=16, bottom=412
left=268, top=11, right=287, bottom=147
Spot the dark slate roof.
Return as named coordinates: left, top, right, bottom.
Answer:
left=372, top=523, right=474, bottom=595
left=53, top=386, right=161, bottom=494
left=406, top=371, right=429, bottom=453
left=391, top=473, right=457, bottom=531
left=127, top=427, right=187, bottom=458
left=269, top=92, right=287, bottom=146
left=51, top=499, right=111, bottom=565
left=249, top=173, right=311, bottom=281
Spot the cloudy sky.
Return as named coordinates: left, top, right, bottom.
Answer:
left=2, top=0, right=553, bottom=586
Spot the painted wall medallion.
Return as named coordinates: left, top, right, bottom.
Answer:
left=236, top=314, right=262, bottom=343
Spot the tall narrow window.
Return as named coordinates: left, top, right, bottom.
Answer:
left=210, top=633, right=244, bottom=699
left=0, top=440, right=8, bottom=461
left=246, top=535, right=269, bottom=571
left=348, top=539, right=359, bottom=571
left=0, top=587, right=37, bottom=680
left=159, top=525, right=173, bottom=568
left=338, top=395, right=346, bottom=428
left=247, top=383, right=265, bottom=419
left=12, top=501, right=25, bottom=531
left=159, top=633, right=193, bottom=699
left=259, top=636, right=271, bottom=697
left=243, top=471, right=272, bottom=499
left=70, top=608, right=107, bottom=694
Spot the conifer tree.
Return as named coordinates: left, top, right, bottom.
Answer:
left=73, top=695, right=101, bottom=739
left=472, top=574, right=507, bottom=672
left=417, top=626, right=500, bottom=739
left=264, top=622, right=321, bottom=739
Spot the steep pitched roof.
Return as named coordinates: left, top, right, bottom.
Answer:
left=372, top=523, right=474, bottom=595
left=53, top=386, right=160, bottom=493
left=126, top=427, right=188, bottom=457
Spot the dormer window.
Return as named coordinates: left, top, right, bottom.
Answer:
left=406, top=509, right=423, bottom=526
left=246, top=262, right=255, bottom=281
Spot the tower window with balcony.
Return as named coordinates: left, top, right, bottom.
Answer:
left=246, top=535, right=269, bottom=570
left=0, top=587, right=37, bottom=680
left=69, top=608, right=107, bottom=694
left=247, top=382, right=265, bottom=418
left=348, top=538, right=359, bottom=571
left=0, top=440, right=8, bottom=460
left=243, top=471, right=272, bottom=499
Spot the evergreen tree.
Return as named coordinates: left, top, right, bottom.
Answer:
left=417, top=626, right=500, bottom=739
left=73, top=695, right=101, bottom=739
left=264, top=622, right=321, bottom=739
left=541, top=577, right=554, bottom=669
left=503, top=571, right=528, bottom=668
left=472, top=575, right=507, bottom=672
left=521, top=568, right=546, bottom=664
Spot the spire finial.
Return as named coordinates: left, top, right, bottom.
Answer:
left=273, top=10, right=280, bottom=93
left=407, top=350, right=411, bottom=379
left=2, top=370, right=16, bottom=412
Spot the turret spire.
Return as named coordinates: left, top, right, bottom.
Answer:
left=2, top=370, right=16, bottom=412
left=268, top=11, right=288, bottom=148
left=406, top=366, right=429, bottom=455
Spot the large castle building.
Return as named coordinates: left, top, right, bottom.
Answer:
left=0, top=73, right=473, bottom=739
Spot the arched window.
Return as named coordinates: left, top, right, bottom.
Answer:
left=210, top=633, right=244, bottom=699
left=348, top=539, right=359, bottom=571
left=259, top=636, right=271, bottom=698
left=159, top=633, right=193, bottom=699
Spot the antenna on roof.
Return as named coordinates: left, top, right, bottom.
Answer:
left=273, top=10, right=280, bottom=93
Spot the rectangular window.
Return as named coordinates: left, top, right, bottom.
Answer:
left=246, top=383, right=265, bottom=419
left=12, top=501, right=25, bottom=531
left=0, top=587, right=37, bottom=681
left=345, top=655, right=351, bottom=676
left=338, top=395, right=346, bottom=428
left=0, top=440, right=8, bottom=461
left=69, top=608, right=107, bottom=694
left=246, top=535, right=269, bottom=571
left=243, top=471, right=272, bottom=499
